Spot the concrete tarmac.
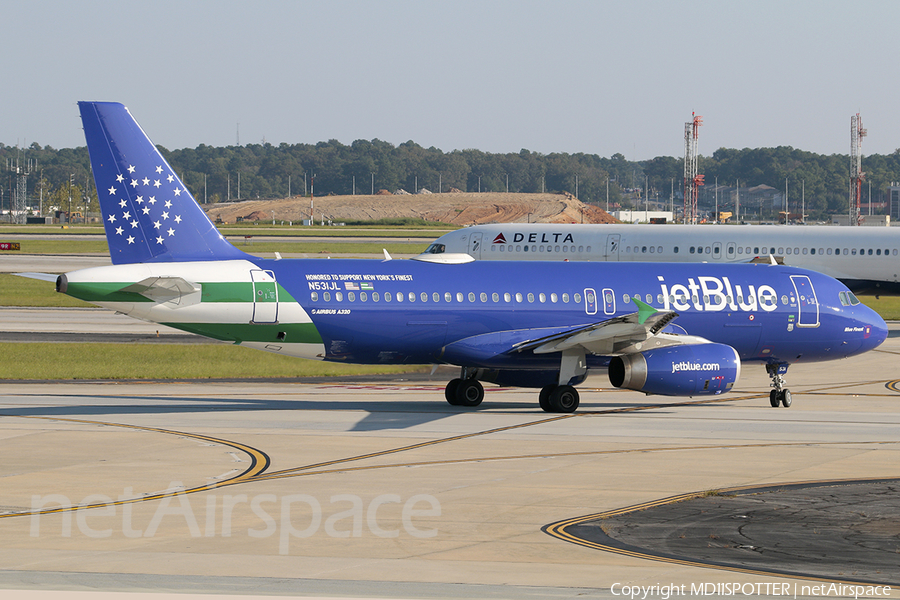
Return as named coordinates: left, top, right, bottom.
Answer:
left=1, top=336, right=900, bottom=598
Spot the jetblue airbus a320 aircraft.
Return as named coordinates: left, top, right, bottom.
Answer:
left=33, top=102, right=888, bottom=413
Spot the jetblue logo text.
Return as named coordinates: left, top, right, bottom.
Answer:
left=671, top=361, right=720, bottom=374
left=659, top=276, right=778, bottom=313
left=30, top=486, right=440, bottom=555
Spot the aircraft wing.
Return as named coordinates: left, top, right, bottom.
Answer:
left=511, top=298, right=685, bottom=356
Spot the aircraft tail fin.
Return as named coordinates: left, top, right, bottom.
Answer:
left=78, top=101, right=249, bottom=264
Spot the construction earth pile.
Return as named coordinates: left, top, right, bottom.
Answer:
left=204, top=192, right=617, bottom=225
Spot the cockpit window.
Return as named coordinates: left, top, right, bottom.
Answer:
left=424, top=243, right=446, bottom=254
left=839, top=291, right=862, bottom=307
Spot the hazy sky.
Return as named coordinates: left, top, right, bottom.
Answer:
left=2, top=0, right=898, bottom=160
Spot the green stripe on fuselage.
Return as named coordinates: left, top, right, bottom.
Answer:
left=65, top=282, right=153, bottom=303
left=65, top=282, right=296, bottom=304
left=201, top=282, right=296, bottom=303
left=162, top=321, right=322, bottom=344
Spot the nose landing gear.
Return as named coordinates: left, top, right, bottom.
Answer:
left=766, top=363, right=792, bottom=408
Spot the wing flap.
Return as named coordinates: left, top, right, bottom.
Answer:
left=512, top=299, right=682, bottom=356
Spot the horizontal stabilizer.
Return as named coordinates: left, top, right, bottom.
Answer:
left=12, top=272, right=59, bottom=282
left=120, top=276, right=201, bottom=307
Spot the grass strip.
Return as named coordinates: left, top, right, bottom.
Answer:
left=0, top=224, right=454, bottom=237
left=858, top=295, right=900, bottom=321
left=0, top=342, right=428, bottom=380
left=0, top=239, right=426, bottom=255
left=0, top=274, right=92, bottom=307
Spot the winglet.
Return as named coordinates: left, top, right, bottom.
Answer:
left=383, top=249, right=393, bottom=261
left=769, top=254, right=777, bottom=265
left=631, top=298, right=657, bottom=325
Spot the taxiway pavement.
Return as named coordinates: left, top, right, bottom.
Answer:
left=1, top=334, right=899, bottom=598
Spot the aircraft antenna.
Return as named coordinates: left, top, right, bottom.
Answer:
left=683, top=113, right=704, bottom=224
left=850, top=113, right=867, bottom=226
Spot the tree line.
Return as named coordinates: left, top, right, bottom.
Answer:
left=4, top=140, right=900, bottom=220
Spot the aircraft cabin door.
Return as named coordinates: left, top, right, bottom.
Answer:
left=790, top=275, right=819, bottom=327
left=251, top=269, right=279, bottom=324
left=604, top=234, right=620, bottom=262
left=712, top=242, right=722, bottom=261
left=468, top=232, right=483, bottom=258
left=726, top=242, right=736, bottom=260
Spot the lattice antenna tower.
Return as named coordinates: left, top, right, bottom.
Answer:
left=683, top=113, right=704, bottom=224
left=5, top=143, right=35, bottom=224
left=850, top=113, right=867, bottom=226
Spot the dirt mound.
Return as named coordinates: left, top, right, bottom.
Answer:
left=205, top=192, right=619, bottom=225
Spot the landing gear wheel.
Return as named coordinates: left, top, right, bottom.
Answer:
left=445, top=379, right=461, bottom=405
left=539, top=385, right=555, bottom=412
left=549, top=385, right=579, bottom=413
left=769, top=390, right=780, bottom=408
left=780, top=389, right=792, bottom=408
left=455, top=379, right=484, bottom=407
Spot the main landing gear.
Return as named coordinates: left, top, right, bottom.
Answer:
left=539, top=384, right=580, bottom=413
left=443, top=378, right=580, bottom=413
left=445, top=371, right=485, bottom=407
left=766, top=363, right=792, bottom=408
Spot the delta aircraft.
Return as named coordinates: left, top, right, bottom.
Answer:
left=422, top=223, right=900, bottom=295
left=24, top=102, right=888, bottom=413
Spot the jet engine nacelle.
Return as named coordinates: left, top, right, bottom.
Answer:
left=608, top=343, right=740, bottom=396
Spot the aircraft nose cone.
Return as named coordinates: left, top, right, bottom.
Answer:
left=860, top=308, right=888, bottom=352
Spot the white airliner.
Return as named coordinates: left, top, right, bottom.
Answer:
left=421, top=223, right=900, bottom=295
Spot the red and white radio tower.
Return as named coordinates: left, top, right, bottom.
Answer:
left=851, top=113, right=867, bottom=226
left=683, top=113, right=704, bottom=224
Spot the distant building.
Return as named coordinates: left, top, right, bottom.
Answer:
left=611, top=210, right=673, bottom=223
left=890, top=183, right=900, bottom=222
left=831, top=214, right=890, bottom=227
